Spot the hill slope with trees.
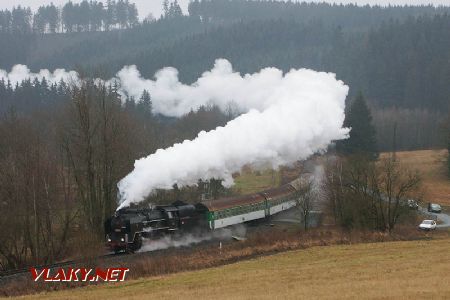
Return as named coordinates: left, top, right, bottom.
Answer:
left=1, top=1, right=449, bottom=151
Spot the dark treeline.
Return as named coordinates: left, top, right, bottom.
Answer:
left=3, top=0, right=448, bottom=35
left=0, top=15, right=206, bottom=72
left=0, top=0, right=140, bottom=34
left=189, top=0, right=450, bottom=30
left=2, top=1, right=450, bottom=70
left=0, top=78, right=69, bottom=115
left=3, top=3, right=450, bottom=111
left=0, top=77, right=229, bottom=147
left=129, top=15, right=450, bottom=112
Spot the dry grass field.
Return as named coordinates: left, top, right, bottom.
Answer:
left=380, top=150, right=450, bottom=206
left=232, top=168, right=281, bottom=194
left=13, top=238, right=450, bottom=300
left=235, top=150, right=450, bottom=205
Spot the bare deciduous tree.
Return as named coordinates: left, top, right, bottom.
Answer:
left=0, top=113, right=74, bottom=269
left=60, top=79, right=137, bottom=236
left=295, top=178, right=315, bottom=231
left=324, top=155, right=421, bottom=232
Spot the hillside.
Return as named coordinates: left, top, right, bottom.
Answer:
left=1, top=3, right=450, bottom=111
left=380, top=150, right=450, bottom=206
left=16, top=238, right=450, bottom=299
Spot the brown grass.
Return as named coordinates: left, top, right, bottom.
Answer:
left=233, top=168, right=281, bottom=194
left=2, top=225, right=446, bottom=298
left=232, top=161, right=303, bottom=194
left=380, top=149, right=450, bottom=205
left=11, top=235, right=450, bottom=300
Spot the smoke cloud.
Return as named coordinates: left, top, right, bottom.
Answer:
left=117, top=59, right=307, bottom=117
left=0, top=60, right=350, bottom=210
left=0, top=64, right=78, bottom=86
left=138, top=225, right=246, bottom=252
left=117, top=59, right=349, bottom=208
left=138, top=234, right=212, bottom=253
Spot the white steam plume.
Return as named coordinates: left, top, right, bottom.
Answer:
left=138, top=225, right=246, bottom=253
left=116, top=59, right=298, bottom=117
left=0, top=64, right=78, bottom=86
left=117, top=59, right=349, bottom=209
left=0, top=60, right=350, bottom=210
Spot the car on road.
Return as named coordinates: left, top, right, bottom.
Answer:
left=407, top=199, right=419, bottom=210
left=428, top=203, right=442, bottom=213
left=418, top=220, right=437, bottom=231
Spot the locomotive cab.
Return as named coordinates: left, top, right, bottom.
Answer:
left=161, top=207, right=179, bottom=231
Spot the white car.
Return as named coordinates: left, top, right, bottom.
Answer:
left=418, top=220, right=437, bottom=231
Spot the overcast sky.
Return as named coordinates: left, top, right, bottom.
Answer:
left=1, top=0, right=449, bottom=19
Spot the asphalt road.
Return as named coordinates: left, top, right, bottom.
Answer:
left=418, top=206, right=450, bottom=228
left=273, top=203, right=450, bottom=229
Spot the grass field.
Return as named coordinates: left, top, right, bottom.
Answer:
left=232, top=168, right=281, bottom=194
left=15, top=238, right=450, bottom=300
left=235, top=150, right=450, bottom=205
left=380, top=149, right=450, bottom=206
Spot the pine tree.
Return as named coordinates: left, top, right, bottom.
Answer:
left=163, top=0, right=169, bottom=18
left=137, top=89, right=152, bottom=118
left=338, top=92, right=378, bottom=159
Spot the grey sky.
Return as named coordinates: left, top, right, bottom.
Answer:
left=1, top=0, right=449, bottom=19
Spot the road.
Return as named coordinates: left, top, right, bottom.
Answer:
left=418, top=206, right=450, bottom=228
left=273, top=203, right=450, bottom=229
left=368, top=188, right=450, bottom=229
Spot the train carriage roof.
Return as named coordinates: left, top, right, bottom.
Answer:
left=261, top=184, right=296, bottom=200
left=200, top=175, right=313, bottom=212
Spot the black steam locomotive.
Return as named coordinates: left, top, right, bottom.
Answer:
left=105, top=176, right=311, bottom=253
left=104, top=201, right=208, bottom=253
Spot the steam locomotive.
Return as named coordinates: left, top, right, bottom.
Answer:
left=105, top=175, right=312, bottom=253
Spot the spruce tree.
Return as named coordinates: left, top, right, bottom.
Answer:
left=137, top=89, right=152, bottom=118
left=338, top=92, right=378, bottom=159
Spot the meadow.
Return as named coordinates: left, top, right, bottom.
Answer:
left=380, top=150, right=450, bottom=206
left=14, top=238, right=450, bottom=299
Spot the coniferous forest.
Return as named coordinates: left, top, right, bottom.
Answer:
left=1, top=0, right=449, bottom=151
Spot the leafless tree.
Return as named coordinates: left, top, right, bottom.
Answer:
left=0, top=113, right=74, bottom=269
left=323, top=155, right=421, bottom=232
left=59, top=79, right=138, bottom=236
left=295, top=180, right=315, bottom=230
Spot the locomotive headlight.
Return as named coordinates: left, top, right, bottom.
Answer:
left=107, top=238, right=111, bottom=242
left=121, top=238, right=125, bottom=242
